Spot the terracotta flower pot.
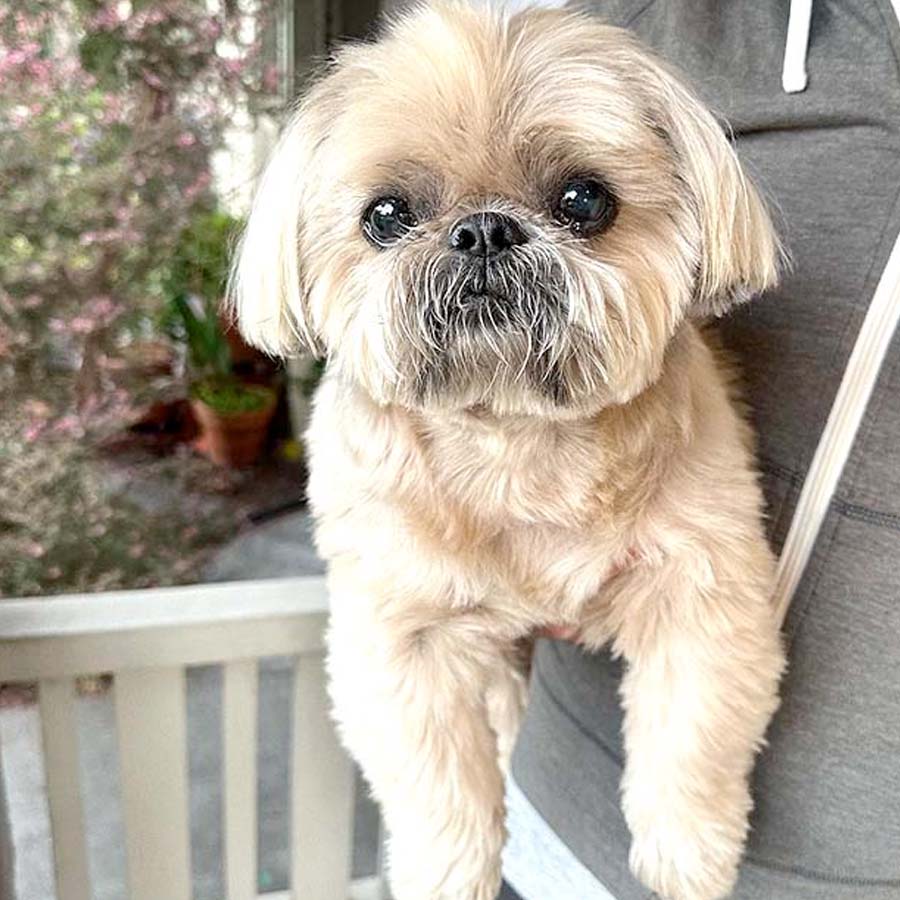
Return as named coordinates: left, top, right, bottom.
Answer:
left=190, top=382, right=276, bottom=467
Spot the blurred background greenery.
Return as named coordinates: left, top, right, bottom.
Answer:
left=0, top=0, right=315, bottom=598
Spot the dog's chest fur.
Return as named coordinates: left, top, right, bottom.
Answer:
left=308, top=339, right=709, bottom=622
left=413, top=412, right=635, bottom=616
left=420, top=412, right=612, bottom=528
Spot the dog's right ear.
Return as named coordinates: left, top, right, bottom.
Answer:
left=227, top=93, right=329, bottom=357
left=638, top=52, right=782, bottom=318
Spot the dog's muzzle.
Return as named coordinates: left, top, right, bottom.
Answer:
left=405, top=244, right=574, bottom=405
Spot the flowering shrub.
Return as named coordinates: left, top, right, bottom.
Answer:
left=0, top=0, right=282, bottom=597
left=1, top=0, right=274, bottom=390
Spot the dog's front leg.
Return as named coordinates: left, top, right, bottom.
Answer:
left=590, top=553, right=784, bottom=900
left=327, top=591, right=507, bottom=900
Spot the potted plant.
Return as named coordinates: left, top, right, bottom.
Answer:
left=163, top=213, right=277, bottom=467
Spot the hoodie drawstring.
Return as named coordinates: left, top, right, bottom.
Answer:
left=782, top=0, right=813, bottom=93
left=774, top=1, right=900, bottom=624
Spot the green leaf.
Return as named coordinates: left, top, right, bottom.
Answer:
left=168, top=292, right=231, bottom=377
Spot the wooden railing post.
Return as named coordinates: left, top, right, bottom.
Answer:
left=38, top=678, right=91, bottom=900
left=291, top=652, right=354, bottom=899
left=115, top=667, right=191, bottom=900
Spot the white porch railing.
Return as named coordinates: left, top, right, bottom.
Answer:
left=0, top=576, right=386, bottom=900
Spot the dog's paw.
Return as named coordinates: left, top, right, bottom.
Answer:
left=628, top=820, right=742, bottom=900
left=388, top=825, right=503, bottom=900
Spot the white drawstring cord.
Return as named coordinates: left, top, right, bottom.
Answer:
left=774, top=227, right=900, bottom=626
left=782, top=0, right=814, bottom=93
left=774, top=0, right=900, bottom=624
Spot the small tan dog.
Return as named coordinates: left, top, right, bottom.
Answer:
left=231, top=4, right=785, bottom=899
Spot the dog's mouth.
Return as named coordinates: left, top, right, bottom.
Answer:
left=450, top=259, right=552, bottom=322
left=398, top=247, right=581, bottom=408
left=446, top=288, right=539, bottom=339
left=456, top=290, right=510, bottom=311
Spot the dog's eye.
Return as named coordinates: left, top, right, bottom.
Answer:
left=362, top=196, right=417, bottom=247
left=554, top=178, right=617, bottom=237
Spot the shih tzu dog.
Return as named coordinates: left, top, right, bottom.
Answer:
left=230, top=3, right=785, bottom=899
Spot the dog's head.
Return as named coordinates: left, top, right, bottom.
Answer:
left=231, top=2, right=778, bottom=417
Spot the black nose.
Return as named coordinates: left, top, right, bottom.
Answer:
left=449, top=212, right=528, bottom=258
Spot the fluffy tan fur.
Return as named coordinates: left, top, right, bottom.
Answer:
left=231, top=4, right=785, bottom=899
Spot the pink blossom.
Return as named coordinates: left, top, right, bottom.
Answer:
left=221, top=58, right=245, bottom=76
left=51, top=414, right=84, bottom=438
left=24, top=58, right=53, bottom=89
left=142, top=10, right=167, bottom=27
left=262, top=63, right=280, bottom=93
left=176, top=131, right=195, bottom=147
left=124, top=8, right=168, bottom=39
left=23, top=422, right=47, bottom=443
left=79, top=394, right=99, bottom=418
left=69, top=316, right=95, bottom=334
left=198, top=18, right=222, bottom=41
left=24, top=541, right=46, bottom=559
left=13, top=12, right=35, bottom=36
left=1, top=49, right=26, bottom=68
left=100, top=94, right=125, bottom=125
left=142, top=70, right=164, bottom=90
left=90, top=7, right=122, bottom=30
left=184, top=171, right=211, bottom=200
left=86, top=296, right=119, bottom=320
left=195, top=97, right=217, bottom=117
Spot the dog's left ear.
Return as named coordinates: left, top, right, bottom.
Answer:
left=644, top=58, right=781, bottom=317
